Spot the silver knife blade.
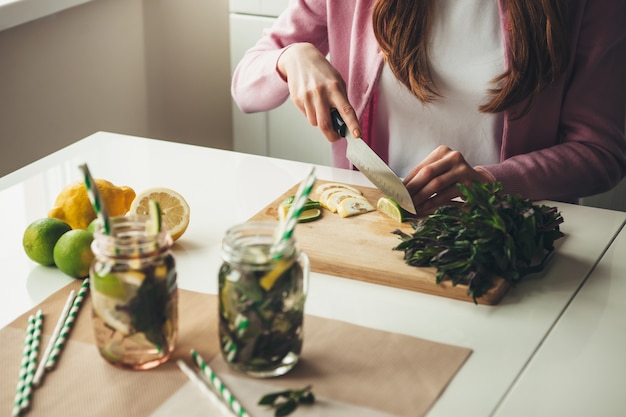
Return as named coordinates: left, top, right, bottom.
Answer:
left=331, top=110, right=416, bottom=214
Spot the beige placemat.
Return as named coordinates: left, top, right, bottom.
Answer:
left=1, top=280, right=471, bottom=417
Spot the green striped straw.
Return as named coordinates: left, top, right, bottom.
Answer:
left=274, top=166, right=316, bottom=247
left=12, top=314, right=35, bottom=416
left=190, top=349, right=250, bottom=417
left=79, top=163, right=111, bottom=235
left=176, top=360, right=236, bottom=416
left=33, top=290, right=75, bottom=386
left=45, top=279, right=90, bottom=370
left=19, top=309, right=43, bottom=412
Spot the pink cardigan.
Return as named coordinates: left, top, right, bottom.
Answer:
left=231, top=0, right=626, bottom=202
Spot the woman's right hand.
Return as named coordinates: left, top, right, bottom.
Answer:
left=277, top=42, right=361, bottom=141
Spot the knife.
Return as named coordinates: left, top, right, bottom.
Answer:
left=331, top=109, right=416, bottom=214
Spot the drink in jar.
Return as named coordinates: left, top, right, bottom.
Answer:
left=219, top=221, right=309, bottom=377
left=90, top=215, right=178, bottom=370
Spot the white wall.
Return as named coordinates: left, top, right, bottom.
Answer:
left=0, top=0, right=232, bottom=178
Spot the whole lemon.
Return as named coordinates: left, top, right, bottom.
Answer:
left=48, top=179, right=136, bottom=230
left=23, top=218, right=72, bottom=266
left=53, top=229, right=95, bottom=279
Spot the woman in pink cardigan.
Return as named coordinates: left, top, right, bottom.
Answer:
left=232, top=0, right=625, bottom=210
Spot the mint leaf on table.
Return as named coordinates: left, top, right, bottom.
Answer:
left=258, top=385, right=315, bottom=417
left=392, top=182, right=564, bottom=302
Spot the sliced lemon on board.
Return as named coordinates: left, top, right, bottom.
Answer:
left=377, top=197, right=415, bottom=223
left=336, top=197, right=375, bottom=217
left=130, top=187, right=190, bottom=241
left=325, top=190, right=364, bottom=213
left=315, top=182, right=362, bottom=196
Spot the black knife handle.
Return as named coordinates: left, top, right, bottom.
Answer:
left=330, top=109, right=347, bottom=137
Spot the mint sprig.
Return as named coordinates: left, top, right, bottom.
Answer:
left=393, top=182, right=564, bottom=302
left=258, top=385, right=315, bottom=417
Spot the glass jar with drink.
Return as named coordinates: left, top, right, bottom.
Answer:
left=219, top=221, right=310, bottom=377
left=90, top=215, right=178, bottom=370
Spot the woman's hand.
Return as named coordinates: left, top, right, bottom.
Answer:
left=277, top=42, right=361, bottom=141
left=403, top=146, right=494, bottom=212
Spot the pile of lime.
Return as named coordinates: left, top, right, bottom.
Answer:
left=23, top=217, right=95, bottom=279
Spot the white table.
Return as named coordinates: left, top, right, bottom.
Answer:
left=493, top=220, right=626, bottom=417
left=1, top=132, right=624, bottom=417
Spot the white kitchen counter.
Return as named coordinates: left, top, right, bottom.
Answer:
left=0, top=0, right=92, bottom=31
left=493, top=220, right=626, bottom=416
left=2, top=132, right=625, bottom=416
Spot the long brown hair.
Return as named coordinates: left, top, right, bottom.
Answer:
left=372, top=0, right=570, bottom=115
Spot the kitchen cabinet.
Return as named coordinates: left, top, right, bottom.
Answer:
left=229, top=0, right=333, bottom=166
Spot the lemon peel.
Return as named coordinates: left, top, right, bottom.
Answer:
left=49, top=179, right=136, bottom=230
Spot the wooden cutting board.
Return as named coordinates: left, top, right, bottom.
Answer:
left=249, top=180, right=510, bottom=305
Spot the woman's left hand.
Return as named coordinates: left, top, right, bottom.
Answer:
left=403, top=145, right=494, bottom=212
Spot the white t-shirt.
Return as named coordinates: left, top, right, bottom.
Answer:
left=374, top=0, right=505, bottom=178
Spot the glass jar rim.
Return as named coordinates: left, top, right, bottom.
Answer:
left=221, top=221, right=297, bottom=265
left=92, top=214, right=173, bottom=258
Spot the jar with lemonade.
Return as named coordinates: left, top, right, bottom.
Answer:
left=219, top=221, right=310, bottom=377
left=89, top=215, right=178, bottom=370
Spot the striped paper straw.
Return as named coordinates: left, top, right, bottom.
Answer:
left=33, top=290, right=75, bottom=386
left=19, top=309, right=43, bottom=412
left=190, top=349, right=250, bottom=417
left=78, top=163, right=111, bottom=235
left=176, top=360, right=237, bottom=417
left=45, top=279, right=90, bottom=370
left=12, top=314, right=35, bottom=416
left=274, top=166, right=316, bottom=246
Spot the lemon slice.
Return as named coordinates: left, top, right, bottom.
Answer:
left=318, top=188, right=353, bottom=211
left=336, top=197, right=375, bottom=217
left=315, top=182, right=362, bottom=196
left=325, top=190, right=364, bottom=213
left=377, top=197, right=414, bottom=222
left=130, top=187, right=190, bottom=241
left=92, top=293, right=132, bottom=335
left=259, top=258, right=294, bottom=291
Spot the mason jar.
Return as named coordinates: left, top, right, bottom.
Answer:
left=90, top=215, right=178, bottom=370
left=219, top=221, right=310, bottom=378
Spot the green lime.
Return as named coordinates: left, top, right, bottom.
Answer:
left=297, top=208, right=322, bottom=223
left=278, top=196, right=322, bottom=222
left=53, top=229, right=95, bottom=278
left=147, top=199, right=162, bottom=235
left=87, top=218, right=100, bottom=234
left=377, top=197, right=414, bottom=222
left=23, top=218, right=72, bottom=266
left=93, top=273, right=127, bottom=299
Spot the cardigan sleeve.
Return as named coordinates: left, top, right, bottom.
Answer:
left=231, top=0, right=330, bottom=113
left=481, top=0, right=626, bottom=202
